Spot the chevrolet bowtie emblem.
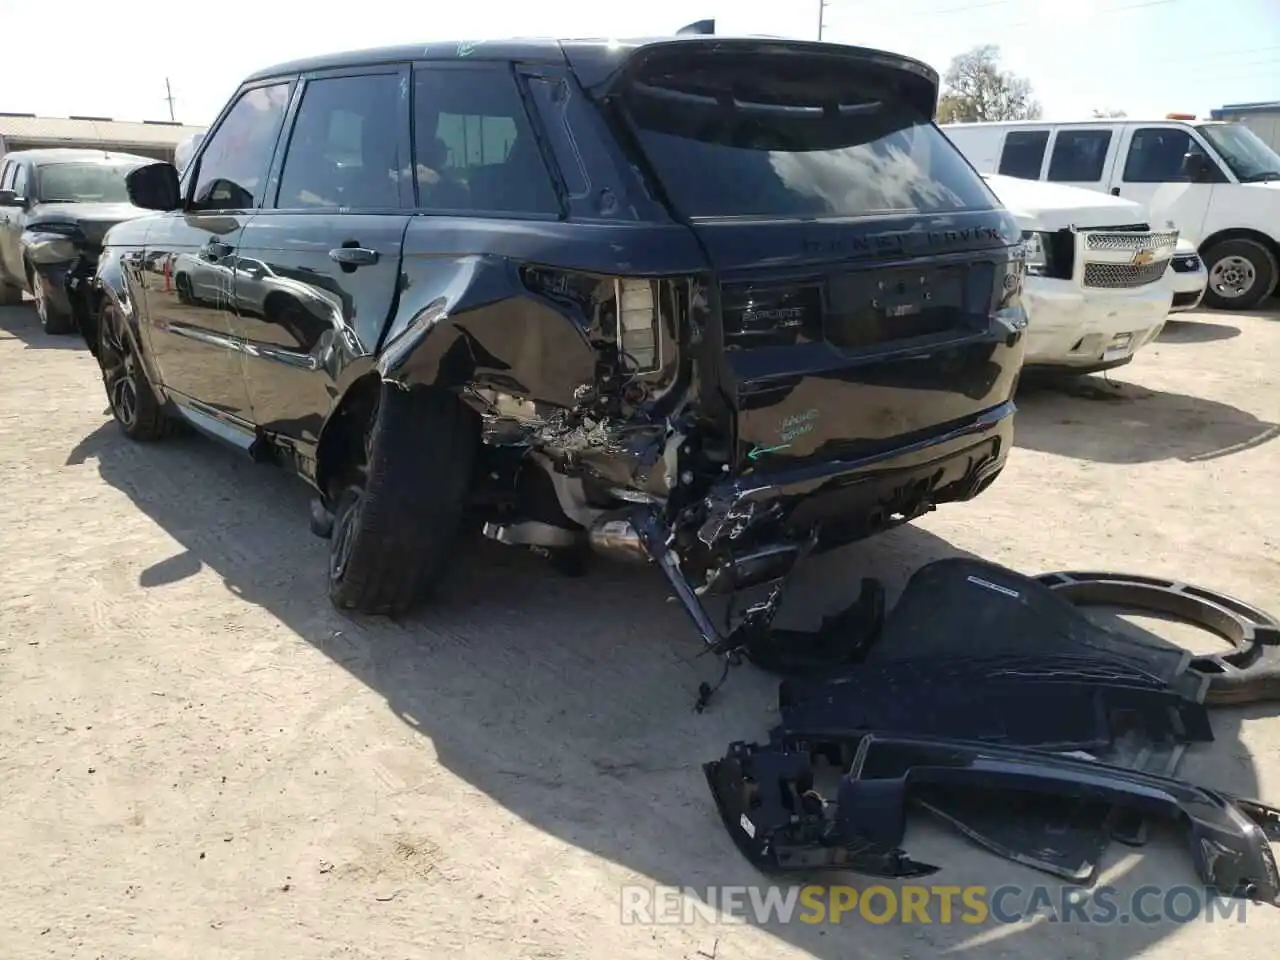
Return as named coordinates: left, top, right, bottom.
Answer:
left=1131, top=248, right=1155, bottom=266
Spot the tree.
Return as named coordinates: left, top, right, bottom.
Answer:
left=1091, top=107, right=1128, bottom=118
left=936, top=45, right=1042, bottom=123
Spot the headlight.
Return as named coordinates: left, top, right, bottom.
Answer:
left=1022, top=231, right=1048, bottom=276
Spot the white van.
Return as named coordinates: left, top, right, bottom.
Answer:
left=982, top=173, right=1178, bottom=374
left=942, top=117, right=1280, bottom=311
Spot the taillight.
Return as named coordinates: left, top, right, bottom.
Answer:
left=519, top=267, right=673, bottom=376
left=614, top=279, right=661, bottom=372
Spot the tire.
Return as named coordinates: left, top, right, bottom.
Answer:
left=1202, top=238, right=1278, bottom=312
left=328, top=384, right=478, bottom=616
left=28, top=264, right=76, bottom=334
left=97, top=304, right=173, bottom=442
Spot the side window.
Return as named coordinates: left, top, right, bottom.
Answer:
left=10, top=164, right=27, bottom=197
left=413, top=66, right=559, bottom=217
left=998, top=130, right=1049, bottom=179
left=0, top=162, right=11, bottom=190
left=275, top=73, right=406, bottom=210
left=191, top=82, right=292, bottom=212
left=1122, top=127, right=1217, bottom=183
left=1047, top=129, right=1112, bottom=182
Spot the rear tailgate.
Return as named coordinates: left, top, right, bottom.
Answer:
left=582, top=39, right=1025, bottom=471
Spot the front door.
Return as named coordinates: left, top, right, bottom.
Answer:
left=140, top=80, right=294, bottom=434
left=1109, top=124, right=1221, bottom=242
left=231, top=67, right=411, bottom=465
left=0, top=160, right=29, bottom=284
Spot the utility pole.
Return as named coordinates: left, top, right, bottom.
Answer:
left=818, top=0, right=827, bottom=41
left=164, top=78, right=177, bottom=122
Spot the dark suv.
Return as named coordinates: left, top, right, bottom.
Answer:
left=92, top=36, right=1028, bottom=648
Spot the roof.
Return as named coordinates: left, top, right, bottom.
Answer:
left=1212, top=101, right=1280, bottom=117
left=0, top=147, right=156, bottom=166
left=1215, top=100, right=1280, bottom=112
left=943, top=118, right=1215, bottom=129
left=243, top=35, right=937, bottom=86
left=0, top=113, right=204, bottom=148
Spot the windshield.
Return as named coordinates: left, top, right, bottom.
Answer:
left=620, top=78, right=997, bottom=220
left=36, top=162, right=140, bottom=203
left=1197, top=123, right=1280, bottom=183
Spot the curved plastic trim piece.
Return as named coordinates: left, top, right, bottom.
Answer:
left=1035, top=571, right=1280, bottom=705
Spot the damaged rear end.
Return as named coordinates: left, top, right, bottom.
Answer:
left=417, top=37, right=1028, bottom=650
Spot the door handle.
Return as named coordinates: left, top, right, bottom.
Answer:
left=328, top=246, right=379, bottom=267
left=203, top=239, right=234, bottom=258
left=1110, top=187, right=1121, bottom=196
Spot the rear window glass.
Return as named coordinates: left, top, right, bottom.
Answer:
left=620, top=76, right=996, bottom=220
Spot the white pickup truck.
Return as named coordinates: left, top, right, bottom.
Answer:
left=984, top=173, right=1194, bottom=375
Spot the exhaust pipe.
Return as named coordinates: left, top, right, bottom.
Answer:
left=587, top=512, right=651, bottom=563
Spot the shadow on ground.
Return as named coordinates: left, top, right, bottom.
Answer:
left=1157, top=318, right=1242, bottom=344
left=64, top=420, right=1268, bottom=959
left=0, top=302, right=84, bottom=351
left=1014, top=376, right=1280, bottom=464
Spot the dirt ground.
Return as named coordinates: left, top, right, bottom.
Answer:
left=2, top=299, right=1279, bottom=960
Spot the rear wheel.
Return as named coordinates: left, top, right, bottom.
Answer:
left=97, top=304, right=173, bottom=441
left=1202, top=238, right=1277, bottom=311
left=28, top=264, right=76, bottom=334
left=328, top=384, right=479, bottom=616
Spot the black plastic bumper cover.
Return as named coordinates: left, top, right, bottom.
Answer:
left=704, top=734, right=1280, bottom=904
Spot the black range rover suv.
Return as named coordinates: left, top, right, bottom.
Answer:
left=92, top=36, right=1028, bottom=644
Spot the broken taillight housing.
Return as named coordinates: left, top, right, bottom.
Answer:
left=614, top=278, right=661, bottom=372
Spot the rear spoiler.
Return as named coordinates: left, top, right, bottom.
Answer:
left=563, top=38, right=940, bottom=119
left=675, top=19, right=715, bottom=35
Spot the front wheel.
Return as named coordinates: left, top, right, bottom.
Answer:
left=97, top=305, right=173, bottom=442
left=1202, top=238, right=1278, bottom=312
left=30, top=267, right=76, bottom=334
left=328, top=385, right=479, bottom=617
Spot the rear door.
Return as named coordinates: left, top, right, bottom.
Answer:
left=597, top=41, right=1024, bottom=471
left=231, top=65, right=412, bottom=462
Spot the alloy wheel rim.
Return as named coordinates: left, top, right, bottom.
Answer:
left=32, top=273, right=48, bottom=326
left=1209, top=255, right=1257, bottom=300
left=330, top=494, right=362, bottom=581
left=101, top=312, right=139, bottom=429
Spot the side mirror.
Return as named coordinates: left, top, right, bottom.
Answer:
left=126, top=162, right=183, bottom=212
left=1181, top=152, right=1216, bottom=184
left=0, top=188, right=27, bottom=208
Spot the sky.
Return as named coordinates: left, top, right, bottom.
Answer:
left=2, top=0, right=1277, bottom=127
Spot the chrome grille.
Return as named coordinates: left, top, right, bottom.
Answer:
left=1085, top=230, right=1179, bottom=252
left=1083, top=260, right=1171, bottom=289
